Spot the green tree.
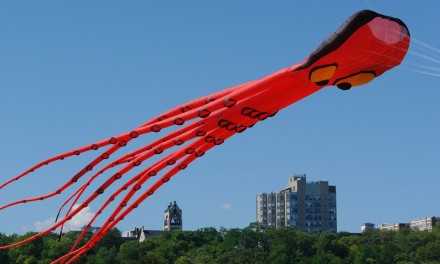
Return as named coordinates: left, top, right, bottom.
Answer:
left=87, top=247, right=119, bottom=264
left=117, top=240, right=143, bottom=264
left=8, top=232, right=44, bottom=263
left=0, top=233, right=14, bottom=264
left=96, top=228, right=124, bottom=251
left=416, top=240, right=440, bottom=263
left=353, top=244, right=381, bottom=264
left=3, top=222, right=440, bottom=264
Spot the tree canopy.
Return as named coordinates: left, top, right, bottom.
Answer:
left=1, top=224, right=440, bottom=263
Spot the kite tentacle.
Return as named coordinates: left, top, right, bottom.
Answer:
left=62, top=103, right=272, bottom=259
left=0, top=76, right=282, bottom=210
left=59, top=143, right=220, bottom=263
left=3, top=121, right=224, bottom=252
left=55, top=140, right=217, bottom=262
left=65, top=138, right=205, bottom=255
left=138, top=81, right=254, bottom=127
left=0, top=93, right=231, bottom=210
left=60, top=94, right=286, bottom=261
left=0, top=83, right=242, bottom=192
left=1, top=65, right=327, bottom=256
left=61, top=80, right=301, bottom=231
left=0, top=71, right=274, bottom=195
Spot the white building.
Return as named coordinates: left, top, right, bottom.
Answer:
left=410, top=216, right=440, bottom=231
left=361, top=223, right=375, bottom=232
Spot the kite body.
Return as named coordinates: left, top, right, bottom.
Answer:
left=0, top=10, right=409, bottom=263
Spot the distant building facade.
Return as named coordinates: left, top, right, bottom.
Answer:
left=378, top=223, right=409, bottom=231
left=362, top=216, right=440, bottom=232
left=124, top=201, right=182, bottom=242
left=410, top=216, right=440, bottom=231
left=361, top=223, right=375, bottom=232
left=125, top=226, right=164, bottom=242
left=256, top=174, right=337, bottom=233
left=81, top=225, right=101, bottom=234
left=164, top=201, right=182, bottom=231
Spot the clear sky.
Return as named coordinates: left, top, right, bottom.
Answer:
left=1, top=1, right=439, bottom=236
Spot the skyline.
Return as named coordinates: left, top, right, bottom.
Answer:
left=1, top=1, right=439, bottom=236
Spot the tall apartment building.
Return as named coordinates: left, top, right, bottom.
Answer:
left=256, top=174, right=337, bottom=233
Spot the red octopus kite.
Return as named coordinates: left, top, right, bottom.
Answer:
left=0, top=10, right=410, bottom=263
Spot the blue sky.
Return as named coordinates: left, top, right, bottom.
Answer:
left=1, top=1, right=439, bottom=236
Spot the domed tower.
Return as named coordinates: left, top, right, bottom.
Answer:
left=164, top=201, right=182, bottom=231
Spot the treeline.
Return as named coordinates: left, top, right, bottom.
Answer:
left=1, top=223, right=440, bottom=263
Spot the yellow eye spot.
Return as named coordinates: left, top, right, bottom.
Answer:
left=334, top=71, right=376, bottom=90
left=309, top=64, right=338, bottom=86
